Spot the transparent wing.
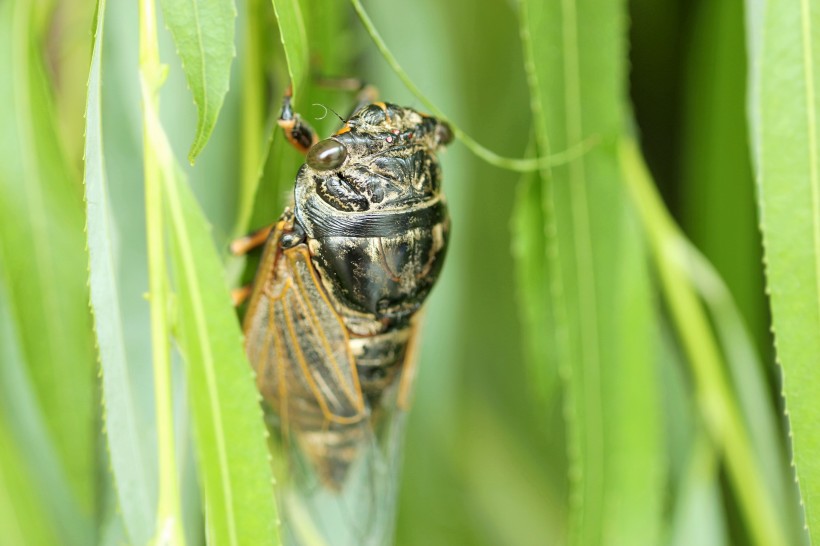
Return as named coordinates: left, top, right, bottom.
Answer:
left=243, top=221, right=417, bottom=545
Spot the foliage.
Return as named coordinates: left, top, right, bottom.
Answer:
left=0, top=0, right=816, bottom=544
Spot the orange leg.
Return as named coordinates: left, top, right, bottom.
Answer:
left=231, top=285, right=252, bottom=307
left=397, top=315, right=423, bottom=411
left=230, top=223, right=274, bottom=256
left=278, top=85, right=318, bottom=155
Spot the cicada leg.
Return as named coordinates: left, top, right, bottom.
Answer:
left=230, top=223, right=275, bottom=256
left=397, top=316, right=423, bottom=411
left=279, top=85, right=319, bottom=155
left=230, top=285, right=253, bottom=307
left=229, top=223, right=276, bottom=307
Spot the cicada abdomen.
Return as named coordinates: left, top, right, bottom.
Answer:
left=242, top=100, right=452, bottom=544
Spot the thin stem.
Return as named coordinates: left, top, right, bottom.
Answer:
left=348, top=0, right=594, bottom=172
left=138, top=0, right=186, bottom=543
left=619, top=137, right=787, bottom=546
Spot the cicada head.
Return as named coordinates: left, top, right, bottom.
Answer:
left=294, top=102, right=452, bottom=325
left=299, top=102, right=452, bottom=214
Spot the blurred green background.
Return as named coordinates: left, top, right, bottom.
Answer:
left=0, top=0, right=811, bottom=544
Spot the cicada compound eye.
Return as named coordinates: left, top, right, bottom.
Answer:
left=306, top=139, right=348, bottom=171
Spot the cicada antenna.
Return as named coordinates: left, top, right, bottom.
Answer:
left=312, top=103, right=346, bottom=123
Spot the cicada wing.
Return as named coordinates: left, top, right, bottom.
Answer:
left=244, top=230, right=365, bottom=426
left=243, top=224, right=419, bottom=545
left=294, top=320, right=423, bottom=546
left=279, top=345, right=415, bottom=546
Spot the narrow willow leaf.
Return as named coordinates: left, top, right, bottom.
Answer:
left=511, top=170, right=558, bottom=402
left=0, top=0, right=97, bottom=516
left=158, top=0, right=236, bottom=162
left=518, top=0, right=663, bottom=544
left=0, top=277, right=89, bottom=545
left=746, top=0, right=820, bottom=537
left=85, top=0, right=156, bottom=543
left=152, top=111, right=280, bottom=543
left=271, top=0, right=308, bottom=103
left=0, top=413, right=61, bottom=546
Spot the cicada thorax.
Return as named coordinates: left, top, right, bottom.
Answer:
left=245, top=101, right=451, bottom=490
left=295, top=111, right=449, bottom=405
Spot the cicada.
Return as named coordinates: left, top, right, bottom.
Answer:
left=236, top=90, right=453, bottom=545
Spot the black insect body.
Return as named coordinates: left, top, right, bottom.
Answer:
left=242, top=100, right=453, bottom=490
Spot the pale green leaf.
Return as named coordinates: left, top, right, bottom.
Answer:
left=746, top=0, right=820, bottom=538
left=0, top=412, right=61, bottom=546
left=0, top=0, right=97, bottom=518
left=85, top=0, right=156, bottom=543
left=0, top=276, right=89, bottom=545
left=157, top=122, right=280, bottom=544
left=158, top=0, right=237, bottom=162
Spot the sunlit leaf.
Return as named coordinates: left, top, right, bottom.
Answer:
left=0, top=0, right=97, bottom=521
left=0, top=277, right=89, bottom=545
left=85, top=0, right=156, bottom=543
left=158, top=0, right=236, bottom=162
left=155, top=112, right=280, bottom=543
left=0, top=412, right=61, bottom=546
left=746, top=0, right=820, bottom=537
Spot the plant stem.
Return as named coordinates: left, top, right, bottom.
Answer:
left=348, top=0, right=592, bottom=172
left=619, top=137, right=787, bottom=546
left=138, top=0, right=186, bottom=543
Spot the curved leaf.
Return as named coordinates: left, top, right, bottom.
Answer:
left=158, top=0, right=236, bottom=162
left=271, top=0, right=308, bottom=103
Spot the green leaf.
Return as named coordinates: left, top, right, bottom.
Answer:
left=270, top=0, right=308, bottom=104
left=686, top=245, right=806, bottom=543
left=0, top=412, right=61, bottom=546
left=511, top=169, right=558, bottom=402
left=746, top=0, right=820, bottom=538
left=0, top=276, right=89, bottom=546
left=159, top=127, right=280, bottom=545
left=620, top=138, right=790, bottom=546
left=679, top=5, right=801, bottom=538
left=518, top=0, right=663, bottom=544
left=679, top=0, right=766, bottom=352
left=350, top=0, right=592, bottom=173
left=85, top=0, right=156, bottom=543
left=158, top=0, right=237, bottom=162
left=0, top=0, right=97, bottom=519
